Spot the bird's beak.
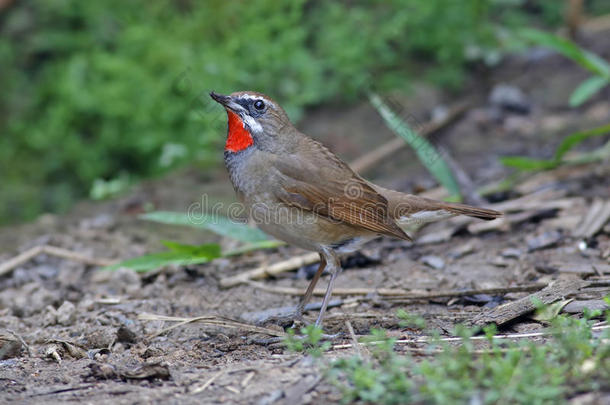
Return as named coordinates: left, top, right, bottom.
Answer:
left=210, top=91, right=231, bottom=106
left=210, top=91, right=244, bottom=114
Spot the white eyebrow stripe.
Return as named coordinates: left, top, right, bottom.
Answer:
left=240, top=94, right=260, bottom=100
left=239, top=94, right=275, bottom=108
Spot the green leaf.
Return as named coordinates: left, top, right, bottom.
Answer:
left=501, top=123, right=610, bottom=172
left=105, top=246, right=221, bottom=272
left=140, top=211, right=270, bottom=243
left=369, top=93, right=461, bottom=200
left=569, top=76, right=609, bottom=107
left=520, top=29, right=610, bottom=78
left=553, top=123, right=610, bottom=162
left=161, top=240, right=222, bottom=256
left=106, top=239, right=282, bottom=273
left=499, top=156, right=558, bottom=171
left=532, top=299, right=573, bottom=323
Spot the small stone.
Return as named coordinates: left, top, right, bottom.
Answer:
left=527, top=230, right=562, bottom=252
left=108, top=267, right=141, bottom=295
left=0, top=336, right=24, bottom=359
left=56, top=301, right=76, bottom=326
left=81, top=328, right=115, bottom=349
left=501, top=248, right=522, bottom=258
left=563, top=300, right=610, bottom=314
left=78, top=298, right=96, bottom=311
left=116, top=325, right=138, bottom=344
left=448, top=243, right=475, bottom=259
left=43, top=305, right=58, bottom=326
left=421, top=255, right=445, bottom=270
left=142, top=347, right=164, bottom=359
left=489, top=84, right=531, bottom=114
left=490, top=257, right=510, bottom=267
left=34, top=265, right=59, bottom=280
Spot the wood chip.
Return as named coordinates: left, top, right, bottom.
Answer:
left=471, top=279, right=587, bottom=327
left=573, top=199, right=610, bottom=238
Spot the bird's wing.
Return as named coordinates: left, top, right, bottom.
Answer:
left=271, top=137, right=411, bottom=241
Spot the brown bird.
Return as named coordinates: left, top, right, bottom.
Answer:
left=210, top=91, right=501, bottom=327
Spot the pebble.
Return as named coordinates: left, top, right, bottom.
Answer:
left=501, top=248, right=522, bottom=258
left=421, top=255, right=445, bottom=270
left=81, top=328, right=116, bottom=349
left=116, top=325, right=138, bottom=344
left=43, top=305, right=58, bottom=326
left=56, top=301, right=76, bottom=326
left=526, top=230, right=562, bottom=251
left=489, top=84, right=531, bottom=114
left=108, top=267, right=141, bottom=295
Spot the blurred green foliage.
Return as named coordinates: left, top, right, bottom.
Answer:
left=0, top=0, right=569, bottom=224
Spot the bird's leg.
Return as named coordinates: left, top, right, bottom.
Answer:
left=315, top=249, right=341, bottom=328
left=295, top=255, right=326, bottom=319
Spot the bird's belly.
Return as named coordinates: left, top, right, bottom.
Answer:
left=247, top=199, right=374, bottom=252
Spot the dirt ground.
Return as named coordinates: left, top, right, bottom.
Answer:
left=1, top=34, right=610, bottom=404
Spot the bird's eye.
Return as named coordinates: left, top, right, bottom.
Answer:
left=253, top=100, right=265, bottom=110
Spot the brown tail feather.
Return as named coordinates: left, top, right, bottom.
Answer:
left=371, top=185, right=502, bottom=221
left=441, top=202, right=502, bottom=220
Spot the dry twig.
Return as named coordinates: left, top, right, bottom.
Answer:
left=219, top=252, right=319, bottom=288
left=471, top=279, right=594, bottom=327
left=0, top=245, right=115, bottom=277
left=247, top=280, right=548, bottom=300
left=573, top=198, right=610, bottom=238
left=331, top=323, right=610, bottom=351
left=138, top=313, right=286, bottom=338
left=192, top=370, right=225, bottom=394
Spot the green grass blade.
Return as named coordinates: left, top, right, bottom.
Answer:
left=140, top=211, right=270, bottom=243
left=160, top=241, right=222, bottom=256
left=501, top=123, right=610, bottom=172
left=519, top=29, right=610, bottom=78
left=105, top=248, right=221, bottom=272
left=105, top=239, right=282, bottom=272
left=569, top=76, right=609, bottom=107
left=553, top=123, right=610, bottom=161
left=498, top=156, right=558, bottom=171
left=369, top=93, right=461, bottom=200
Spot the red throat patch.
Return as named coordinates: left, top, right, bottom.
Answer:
left=225, top=110, right=254, bottom=153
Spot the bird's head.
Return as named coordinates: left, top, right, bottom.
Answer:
left=210, top=91, right=293, bottom=153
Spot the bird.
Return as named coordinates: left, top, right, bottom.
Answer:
left=210, top=91, right=502, bottom=327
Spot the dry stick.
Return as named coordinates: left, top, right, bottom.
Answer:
left=345, top=320, right=361, bottom=358
left=573, top=198, right=610, bottom=238
left=219, top=252, right=320, bottom=288
left=331, top=324, right=610, bottom=351
left=6, top=329, right=32, bottom=357
left=246, top=280, right=548, bottom=299
left=240, top=372, right=256, bottom=388
left=192, top=370, right=225, bottom=394
left=0, top=245, right=115, bottom=277
left=138, top=313, right=286, bottom=338
left=471, top=279, right=589, bottom=327
left=349, top=101, right=469, bottom=174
